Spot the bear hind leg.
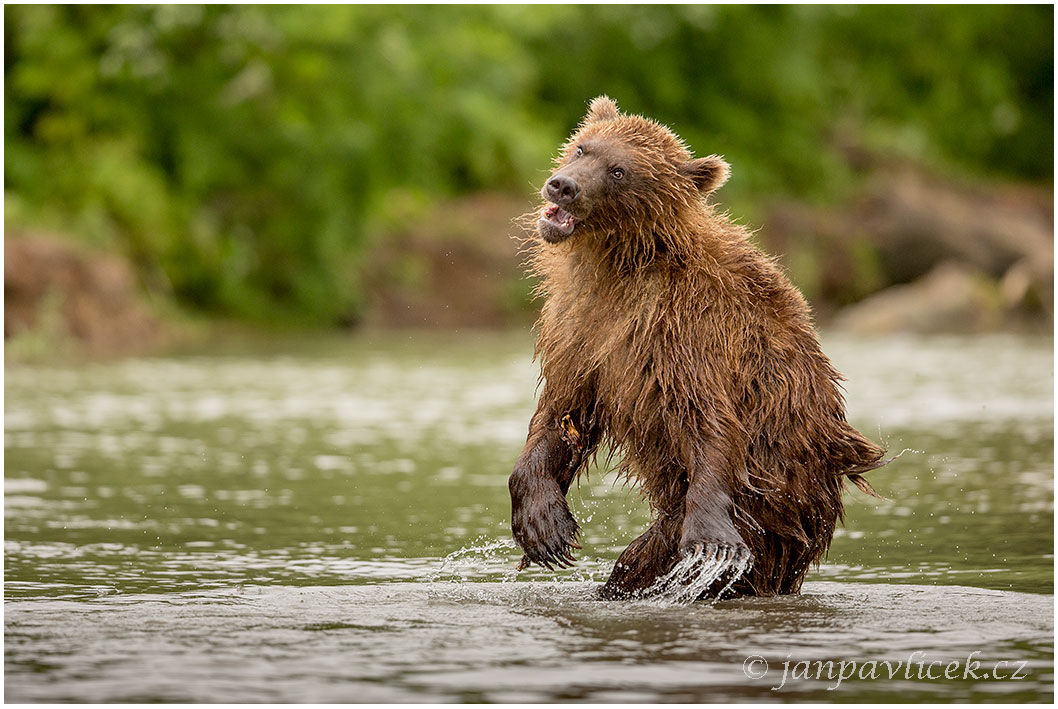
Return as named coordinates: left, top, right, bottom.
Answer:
left=597, top=514, right=682, bottom=600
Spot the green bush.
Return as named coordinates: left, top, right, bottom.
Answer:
left=5, top=5, right=1052, bottom=324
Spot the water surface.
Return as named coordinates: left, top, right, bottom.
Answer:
left=5, top=332, right=1053, bottom=701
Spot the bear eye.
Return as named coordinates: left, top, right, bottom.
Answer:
left=610, top=167, right=625, bottom=180
left=574, top=146, right=584, bottom=158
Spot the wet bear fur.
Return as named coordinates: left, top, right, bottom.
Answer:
left=508, top=96, right=886, bottom=599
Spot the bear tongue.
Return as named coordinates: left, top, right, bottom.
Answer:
left=544, top=205, right=576, bottom=232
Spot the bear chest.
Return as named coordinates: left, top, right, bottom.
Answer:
left=542, top=281, right=675, bottom=430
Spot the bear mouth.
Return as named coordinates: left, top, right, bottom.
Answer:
left=539, top=204, right=578, bottom=242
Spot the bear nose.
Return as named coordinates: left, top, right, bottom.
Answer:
left=546, top=174, right=579, bottom=205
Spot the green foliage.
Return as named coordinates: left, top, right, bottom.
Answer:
left=5, top=5, right=1052, bottom=324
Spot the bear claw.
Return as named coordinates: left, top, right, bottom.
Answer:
left=681, top=539, right=751, bottom=566
left=520, top=540, right=578, bottom=571
left=511, top=471, right=581, bottom=572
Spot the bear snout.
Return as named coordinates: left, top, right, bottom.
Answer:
left=544, top=174, right=580, bottom=206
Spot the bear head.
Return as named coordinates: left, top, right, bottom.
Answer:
left=537, top=96, right=730, bottom=246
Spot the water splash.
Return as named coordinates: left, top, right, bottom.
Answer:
left=712, top=550, right=752, bottom=600
left=887, top=447, right=925, bottom=463
left=640, top=546, right=751, bottom=605
left=427, top=537, right=519, bottom=583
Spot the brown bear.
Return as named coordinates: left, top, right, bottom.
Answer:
left=508, top=96, right=886, bottom=600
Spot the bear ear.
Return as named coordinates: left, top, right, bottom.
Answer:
left=583, top=95, right=620, bottom=125
left=679, top=155, right=730, bottom=195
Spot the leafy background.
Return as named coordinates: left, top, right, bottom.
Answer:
left=5, top=5, right=1053, bottom=328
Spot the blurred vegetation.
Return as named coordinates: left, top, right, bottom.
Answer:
left=5, top=5, right=1053, bottom=326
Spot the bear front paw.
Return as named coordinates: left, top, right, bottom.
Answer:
left=679, top=539, right=753, bottom=569
left=639, top=537, right=753, bottom=603
left=510, top=474, right=580, bottom=570
left=678, top=508, right=750, bottom=570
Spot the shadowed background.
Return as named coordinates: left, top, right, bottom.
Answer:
left=4, top=5, right=1053, bottom=357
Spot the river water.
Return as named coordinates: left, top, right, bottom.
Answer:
left=4, top=332, right=1053, bottom=701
